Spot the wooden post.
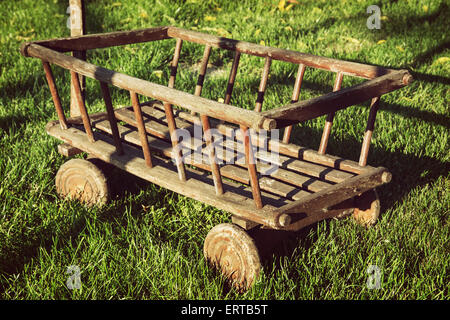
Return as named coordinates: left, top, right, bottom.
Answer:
left=69, top=0, right=86, bottom=118
left=282, top=63, right=306, bottom=143
left=100, top=82, right=124, bottom=155
left=318, top=72, right=344, bottom=154
left=70, top=71, right=94, bottom=142
left=254, top=56, right=272, bottom=112
left=359, top=96, right=380, bottom=166
left=42, top=61, right=68, bottom=130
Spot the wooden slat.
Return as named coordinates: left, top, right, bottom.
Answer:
left=100, top=81, right=123, bottom=155
left=254, top=56, right=272, bottom=112
left=42, top=61, right=68, bottom=130
left=149, top=101, right=379, bottom=175
left=224, top=51, right=241, bottom=105
left=92, top=117, right=312, bottom=201
left=359, top=96, right=381, bottom=166
left=46, top=120, right=286, bottom=229
left=274, top=167, right=391, bottom=218
left=70, top=71, right=94, bottom=142
left=130, top=91, right=153, bottom=167
left=130, top=104, right=332, bottom=192
left=21, top=26, right=170, bottom=53
left=166, top=27, right=395, bottom=79
left=241, top=126, right=263, bottom=209
left=282, top=63, right=306, bottom=143
left=318, top=72, right=344, bottom=154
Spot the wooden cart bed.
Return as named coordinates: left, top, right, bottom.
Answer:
left=21, top=26, right=412, bottom=290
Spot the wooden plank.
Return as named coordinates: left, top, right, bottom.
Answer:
left=21, top=26, right=170, bottom=53
left=167, top=27, right=395, bottom=79
left=23, top=44, right=275, bottom=131
left=261, top=69, right=413, bottom=128
left=100, top=82, right=123, bottom=155
left=150, top=101, right=376, bottom=175
left=274, top=167, right=391, bottom=218
left=93, top=118, right=311, bottom=202
left=70, top=71, right=94, bottom=142
left=224, top=51, right=241, bottom=105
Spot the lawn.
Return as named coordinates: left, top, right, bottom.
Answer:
left=0, top=0, right=448, bottom=299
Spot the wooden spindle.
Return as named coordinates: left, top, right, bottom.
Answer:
left=164, top=102, right=187, bottom=181
left=241, top=126, right=263, bottom=209
left=254, top=56, right=272, bottom=112
left=359, top=96, right=380, bottom=166
left=130, top=91, right=153, bottom=167
left=201, top=114, right=224, bottom=195
left=224, top=51, right=241, bottom=105
left=318, top=72, right=344, bottom=154
left=168, top=38, right=183, bottom=89
left=194, top=44, right=211, bottom=97
left=70, top=71, right=95, bottom=142
left=282, top=63, right=306, bottom=143
left=100, top=82, right=124, bottom=155
left=42, top=61, right=68, bottom=130
left=164, top=38, right=187, bottom=180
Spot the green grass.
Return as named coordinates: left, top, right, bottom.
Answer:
left=0, top=0, right=448, bottom=299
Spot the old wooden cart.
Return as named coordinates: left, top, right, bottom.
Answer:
left=20, top=26, right=413, bottom=291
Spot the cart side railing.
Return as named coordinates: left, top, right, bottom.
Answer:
left=20, top=26, right=412, bottom=227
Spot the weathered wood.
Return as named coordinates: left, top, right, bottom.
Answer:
left=167, top=27, right=395, bottom=79
left=169, top=38, right=183, bottom=89
left=254, top=56, right=272, bottom=112
left=20, top=26, right=170, bottom=53
left=93, top=116, right=312, bottom=200
left=42, top=61, right=68, bottom=130
left=130, top=91, right=153, bottom=167
left=262, top=69, right=413, bottom=128
left=23, top=44, right=275, bottom=130
left=100, top=82, right=123, bottom=155
left=318, top=71, right=343, bottom=154
left=70, top=71, right=94, bottom=142
left=150, top=101, right=376, bottom=175
left=69, top=0, right=86, bottom=118
left=241, top=126, right=263, bottom=209
left=201, top=114, right=224, bottom=195
left=224, top=51, right=241, bottom=105
left=194, top=44, right=212, bottom=97
left=359, top=97, right=380, bottom=166
left=46, top=120, right=284, bottom=228
left=57, top=142, right=82, bottom=157
left=282, top=63, right=306, bottom=143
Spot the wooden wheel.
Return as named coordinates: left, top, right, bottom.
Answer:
left=353, top=189, right=380, bottom=227
left=55, top=158, right=110, bottom=206
left=204, top=223, right=261, bottom=292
